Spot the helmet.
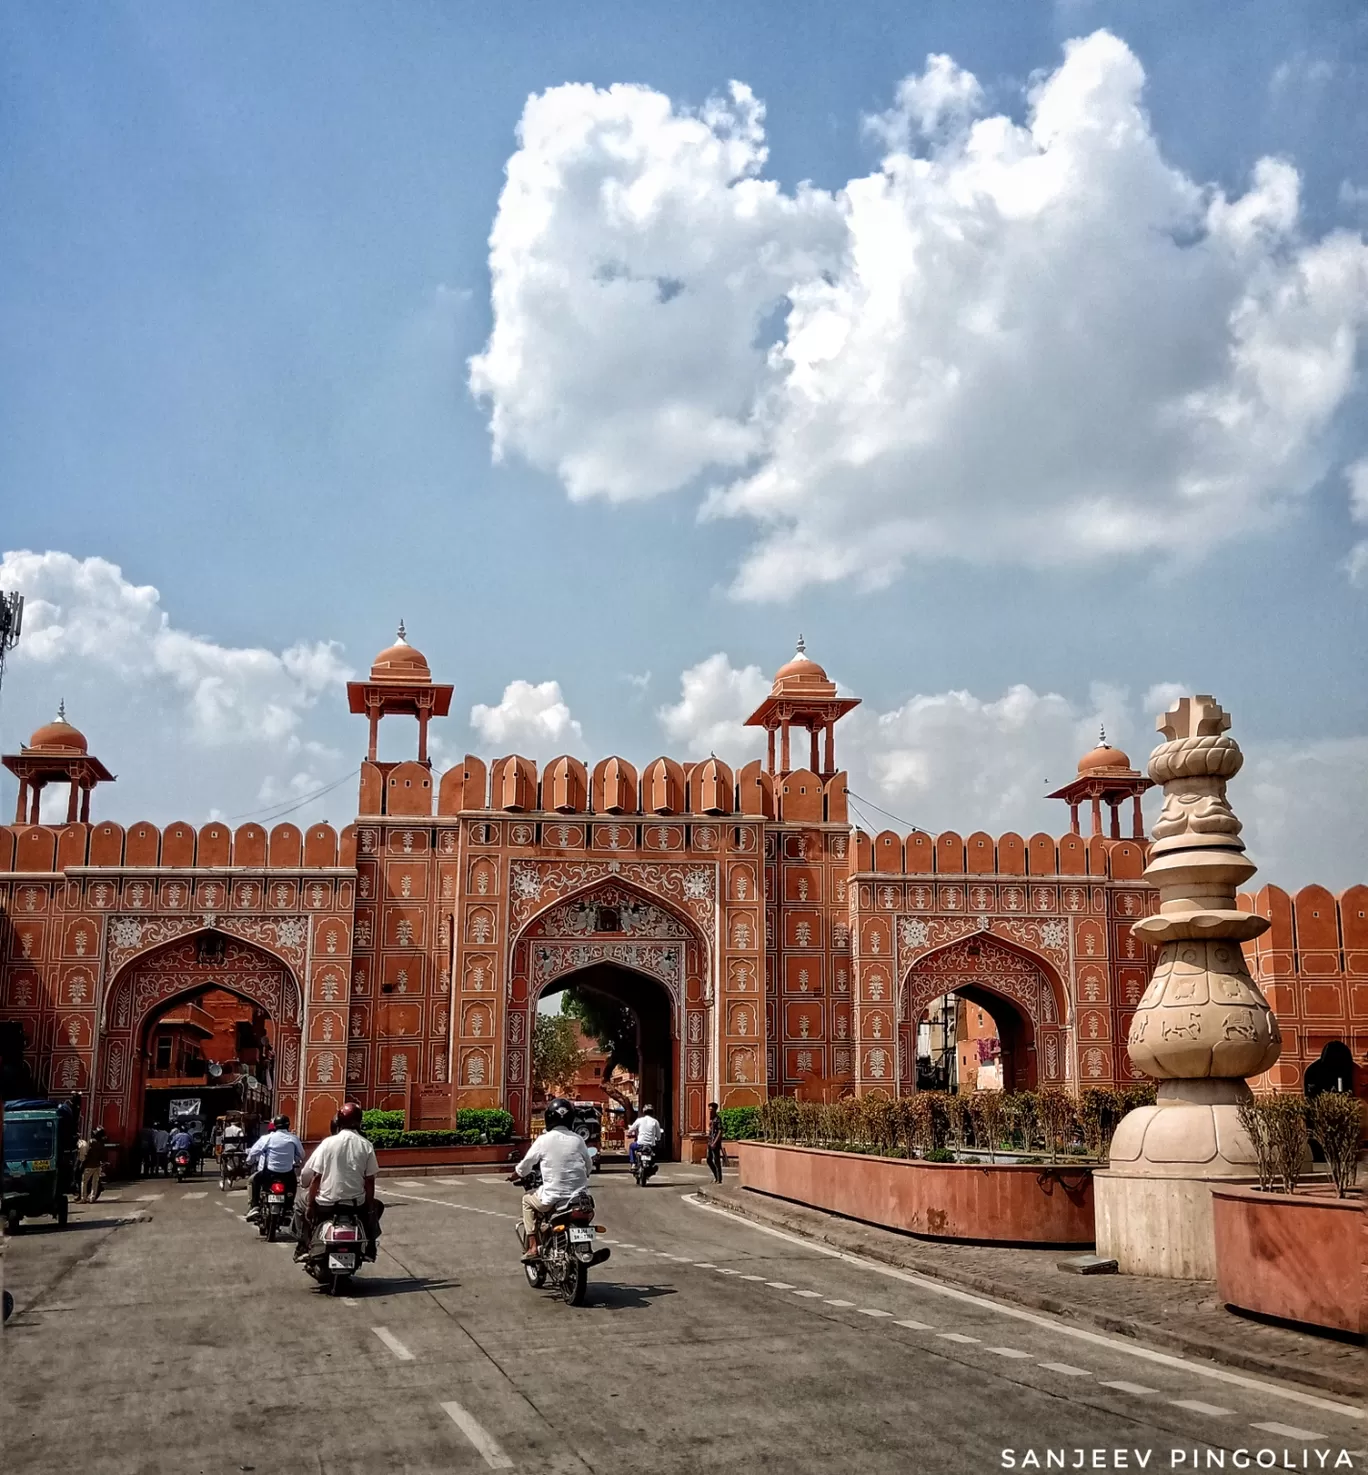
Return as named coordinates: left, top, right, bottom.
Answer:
left=544, top=1097, right=574, bottom=1130
left=274, top=1114, right=290, bottom=1131
left=336, top=1102, right=363, bottom=1130
left=640, top=1105, right=655, bottom=1116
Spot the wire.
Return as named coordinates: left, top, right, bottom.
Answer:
left=224, top=767, right=359, bottom=823
left=844, top=788, right=931, bottom=835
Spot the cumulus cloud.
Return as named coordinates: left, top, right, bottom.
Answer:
left=657, top=653, right=769, bottom=760
left=469, top=679, right=583, bottom=756
left=2, top=550, right=351, bottom=746
left=655, top=652, right=1366, bottom=887
left=471, top=31, right=1368, bottom=600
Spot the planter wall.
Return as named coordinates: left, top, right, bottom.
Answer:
left=1211, top=1185, right=1364, bottom=1336
left=368, top=1142, right=525, bottom=1173
left=735, top=1140, right=1095, bottom=1245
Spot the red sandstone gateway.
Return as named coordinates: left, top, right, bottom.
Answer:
left=0, top=637, right=1362, bottom=1167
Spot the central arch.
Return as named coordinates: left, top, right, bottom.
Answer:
left=500, top=880, right=710, bottom=1153
left=897, top=933, right=1069, bottom=1092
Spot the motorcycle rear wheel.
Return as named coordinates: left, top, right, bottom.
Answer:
left=266, top=1217, right=278, bottom=1243
left=523, top=1261, right=546, bottom=1289
left=562, top=1263, right=587, bottom=1306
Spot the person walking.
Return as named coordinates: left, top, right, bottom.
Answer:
left=77, top=1127, right=107, bottom=1203
left=706, top=1102, right=724, bottom=1184
left=153, top=1126, right=170, bottom=1176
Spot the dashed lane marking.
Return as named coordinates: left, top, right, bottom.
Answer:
left=341, top=1298, right=358, bottom=1307
left=894, top=1319, right=934, bottom=1330
left=987, top=1348, right=1032, bottom=1359
left=765, top=1281, right=796, bottom=1290
left=938, top=1333, right=980, bottom=1345
left=1251, top=1423, right=1329, bottom=1441
left=392, top=1180, right=426, bottom=1189
left=182, top=1191, right=207, bottom=1199
left=440, top=1400, right=514, bottom=1471
left=1171, top=1401, right=1233, bottom=1417
left=1100, top=1381, right=1159, bottom=1397
left=716, top=1267, right=739, bottom=1275
left=682, top=1192, right=1364, bottom=1423
left=1039, top=1362, right=1091, bottom=1377
left=135, top=1194, right=164, bottom=1202
left=383, top=1189, right=518, bottom=1223
left=372, top=1327, right=415, bottom=1362
left=824, top=1299, right=855, bottom=1308
left=791, top=1289, right=823, bottom=1298
left=692, top=1262, right=717, bottom=1268
left=739, top=1274, right=766, bottom=1281
left=858, top=1308, right=893, bottom=1319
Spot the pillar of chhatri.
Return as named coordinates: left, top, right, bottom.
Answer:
left=1094, top=695, right=1281, bottom=1279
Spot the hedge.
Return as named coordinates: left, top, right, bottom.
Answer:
left=362, top=1108, right=515, bottom=1148
left=718, top=1106, right=762, bottom=1141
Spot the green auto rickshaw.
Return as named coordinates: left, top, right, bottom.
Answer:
left=2, top=1099, right=78, bottom=1233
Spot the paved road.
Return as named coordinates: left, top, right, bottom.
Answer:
left=3, top=1165, right=1363, bottom=1474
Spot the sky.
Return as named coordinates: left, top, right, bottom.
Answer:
left=2, top=2, right=1366, bottom=888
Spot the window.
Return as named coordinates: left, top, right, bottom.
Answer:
left=155, top=1035, right=172, bottom=1069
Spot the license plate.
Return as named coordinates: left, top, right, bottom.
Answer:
left=568, top=1227, right=594, bottom=1244
left=32, top=1160, right=51, bottom=1172
left=328, top=1254, right=356, bottom=1271
left=266, top=1194, right=285, bottom=1204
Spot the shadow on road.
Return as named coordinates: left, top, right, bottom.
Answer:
left=6, top=1216, right=139, bottom=1236
left=348, top=1274, right=463, bottom=1297
left=585, top=1282, right=679, bottom=1311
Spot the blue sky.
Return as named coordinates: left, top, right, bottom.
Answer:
left=2, top=2, right=1366, bottom=885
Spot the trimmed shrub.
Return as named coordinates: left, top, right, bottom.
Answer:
left=718, top=1106, right=762, bottom=1141
left=1307, top=1092, right=1363, bottom=1197
left=363, top=1107, right=514, bottom=1148
left=1238, top=1094, right=1309, bottom=1193
left=361, top=1109, right=404, bottom=1135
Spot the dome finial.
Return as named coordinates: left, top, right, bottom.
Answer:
left=1099, top=723, right=1108, bottom=747
left=396, top=619, right=407, bottom=644
left=57, top=698, right=67, bottom=723
left=795, top=633, right=806, bottom=655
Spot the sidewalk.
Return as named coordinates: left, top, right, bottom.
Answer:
left=696, top=1182, right=1366, bottom=1403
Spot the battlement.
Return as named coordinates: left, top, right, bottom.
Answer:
left=0, top=818, right=356, bottom=872
left=1237, top=883, right=1368, bottom=962
left=850, top=827, right=1150, bottom=881
left=366, top=755, right=849, bottom=825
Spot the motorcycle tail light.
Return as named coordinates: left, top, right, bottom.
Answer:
left=328, top=1225, right=359, bottom=1240
left=270, top=1182, right=285, bottom=1194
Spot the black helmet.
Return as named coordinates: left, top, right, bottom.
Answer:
left=273, top=1114, right=290, bottom=1130
left=337, top=1102, right=363, bottom=1131
left=544, top=1097, right=574, bottom=1130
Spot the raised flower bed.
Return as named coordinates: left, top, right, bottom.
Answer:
left=735, top=1140, right=1095, bottom=1245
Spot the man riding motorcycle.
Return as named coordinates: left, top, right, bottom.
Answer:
left=626, top=1105, right=663, bottom=1166
left=512, top=1098, right=593, bottom=1265
left=245, top=1115, right=304, bottom=1219
left=294, top=1102, right=382, bottom=1262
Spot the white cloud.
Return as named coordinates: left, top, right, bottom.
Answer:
left=471, top=31, right=1368, bottom=600
left=1344, top=458, right=1368, bottom=586
left=657, top=653, right=769, bottom=760
left=655, top=652, right=1365, bottom=887
left=469, top=679, right=583, bottom=756
left=2, top=549, right=351, bottom=746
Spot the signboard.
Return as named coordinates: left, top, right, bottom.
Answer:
left=169, top=1097, right=201, bottom=1120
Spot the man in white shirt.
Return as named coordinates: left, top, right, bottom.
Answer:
left=296, top=1103, right=382, bottom=1260
left=513, top=1098, right=592, bottom=1264
left=626, top=1105, right=663, bottom=1166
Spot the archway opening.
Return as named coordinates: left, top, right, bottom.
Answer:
left=139, top=984, right=275, bottom=1137
left=534, top=962, right=677, bottom=1158
left=913, top=985, right=1035, bottom=1093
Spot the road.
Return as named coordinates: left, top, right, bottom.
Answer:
left=3, top=1163, right=1363, bottom=1475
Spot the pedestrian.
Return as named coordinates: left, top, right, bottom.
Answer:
left=706, top=1102, right=724, bottom=1184
left=153, top=1125, right=169, bottom=1176
left=77, top=1127, right=107, bottom=1203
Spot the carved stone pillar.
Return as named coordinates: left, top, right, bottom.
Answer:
left=1095, top=695, right=1280, bottom=1278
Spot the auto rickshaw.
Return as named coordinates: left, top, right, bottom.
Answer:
left=2, top=1099, right=77, bottom=1233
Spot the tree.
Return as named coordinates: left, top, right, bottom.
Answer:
left=560, top=988, right=638, bottom=1078
left=532, top=1014, right=587, bottom=1096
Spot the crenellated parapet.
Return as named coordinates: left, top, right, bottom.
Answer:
left=0, top=819, right=354, bottom=872
left=849, top=827, right=1149, bottom=881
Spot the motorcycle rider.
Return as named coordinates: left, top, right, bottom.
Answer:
left=245, top=1114, right=304, bottom=1220
left=295, top=1102, right=382, bottom=1262
left=511, top=1097, right=592, bottom=1265
left=168, top=1123, right=195, bottom=1175
left=626, top=1104, right=663, bottom=1167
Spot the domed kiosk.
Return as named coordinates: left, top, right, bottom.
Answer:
left=346, top=623, right=453, bottom=764
left=744, top=637, right=861, bottom=778
left=3, top=702, right=114, bottom=824
left=1046, top=728, right=1152, bottom=838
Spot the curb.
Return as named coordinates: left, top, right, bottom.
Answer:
left=696, top=1186, right=1366, bottom=1404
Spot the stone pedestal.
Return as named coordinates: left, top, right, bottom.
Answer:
left=1094, top=1169, right=1258, bottom=1279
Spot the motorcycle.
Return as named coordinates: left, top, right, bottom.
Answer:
left=631, top=1142, right=659, bottom=1187
left=301, top=1206, right=366, bottom=1295
left=259, top=1176, right=295, bottom=1242
left=513, top=1176, right=609, bottom=1307
left=219, top=1145, right=247, bottom=1193
left=172, top=1150, right=192, bottom=1183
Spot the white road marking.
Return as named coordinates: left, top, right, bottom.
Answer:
left=135, top=1194, right=163, bottom=1202
left=384, top=1189, right=519, bottom=1223
left=435, top=1177, right=466, bottom=1185
left=371, top=1327, right=415, bottom=1362
left=1171, top=1400, right=1233, bottom=1417
left=1100, top=1381, right=1159, bottom=1397
left=988, top=1347, right=1032, bottom=1359
left=938, top=1332, right=980, bottom=1344
left=824, top=1299, right=855, bottom=1308
left=100, top=1194, right=123, bottom=1202
left=1039, top=1362, right=1091, bottom=1377
left=1251, top=1423, right=1329, bottom=1441
left=683, top=1193, right=1364, bottom=1423
left=894, top=1319, right=933, bottom=1330
left=475, top=1176, right=511, bottom=1186
left=341, top=1297, right=359, bottom=1307
left=441, top=1399, right=514, bottom=1470
left=716, top=1267, right=739, bottom=1275
left=739, top=1274, right=766, bottom=1281
left=791, top=1289, right=823, bottom=1298
left=765, top=1281, right=796, bottom=1290
left=182, top=1191, right=207, bottom=1199
left=392, top=1180, right=426, bottom=1189
left=857, top=1308, right=893, bottom=1319
left=692, top=1262, right=717, bottom=1268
